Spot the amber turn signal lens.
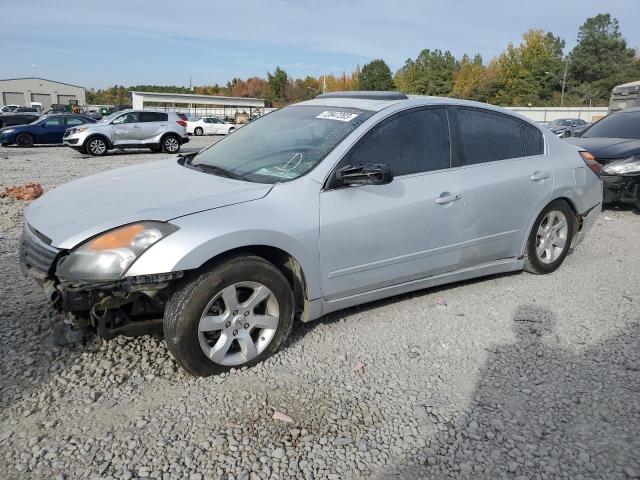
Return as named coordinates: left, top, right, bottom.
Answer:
left=86, top=224, right=145, bottom=251
left=579, top=150, right=602, bottom=177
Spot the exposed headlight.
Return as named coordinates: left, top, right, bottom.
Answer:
left=603, top=157, right=640, bottom=175
left=1, top=129, right=15, bottom=135
left=56, top=221, right=178, bottom=281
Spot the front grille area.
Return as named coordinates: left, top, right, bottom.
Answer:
left=20, top=224, right=59, bottom=276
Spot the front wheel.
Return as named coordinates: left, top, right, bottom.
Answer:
left=524, top=200, right=575, bottom=274
left=162, top=135, right=181, bottom=154
left=86, top=137, right=108, bottom=156
left=16, top=133, right=34, bottom=148
left=164, top=256, right=294, bottom=376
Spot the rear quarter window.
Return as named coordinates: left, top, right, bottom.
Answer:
left=522, top=123, right=544, bottom=156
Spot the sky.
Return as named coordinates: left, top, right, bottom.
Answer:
left=1, top=0, right=639, bottom=89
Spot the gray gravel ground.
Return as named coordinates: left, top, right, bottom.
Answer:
left=1, top=138, right=639, bottom=479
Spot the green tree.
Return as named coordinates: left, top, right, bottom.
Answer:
left=568, top=13, right=638, bottom=102
left=267, top=67, right=288, bottom=106
left=394, top=49, right=457, bottom=95
left=358, top=59, right=394, bottom=90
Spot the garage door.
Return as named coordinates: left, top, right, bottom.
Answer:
left=3, top=92, right=24, bottom=106
left=31, top=93, right=51, bottom=109
left=57, top=94, right=77, bottom=106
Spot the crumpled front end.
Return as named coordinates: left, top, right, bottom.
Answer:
left=20, top=223, right=182, bottom=342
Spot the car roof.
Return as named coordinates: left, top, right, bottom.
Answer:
left=295, top=91, right=542, bottom=126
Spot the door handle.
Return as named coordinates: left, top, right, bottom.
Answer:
left=133, top=125, right=141, bottom=128
left=435, top=192, right=462, bottom=205
left=530, top=171, right=550, bottom=181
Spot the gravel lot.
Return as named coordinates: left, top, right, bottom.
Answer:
left=1, top=138, right=639, bottom=480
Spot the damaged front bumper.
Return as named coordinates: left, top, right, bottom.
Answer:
left=20, top=224, right=183, bottom=341
left=601, top=173, right=640, bottom=208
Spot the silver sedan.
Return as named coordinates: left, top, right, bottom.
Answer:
left=21, top=92, right=602, bottom=376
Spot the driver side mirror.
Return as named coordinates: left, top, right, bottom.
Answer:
left=335, top=163, right=393, bottom=187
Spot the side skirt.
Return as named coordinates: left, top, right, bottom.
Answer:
left=311, top=258, right=524, bottom=320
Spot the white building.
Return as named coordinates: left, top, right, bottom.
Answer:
left=0, top=77, right=86, bottom=109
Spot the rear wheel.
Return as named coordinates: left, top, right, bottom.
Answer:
left=16, top=133, right=34, bottom=148
left=86, top=136, right=108, bottom=156
left=164, top=255, right=294, bottom=376
left=162, top=135, right=181, bottom=154
left=194, top=127, right=204, bottom=136
left=524, top=200, right=575, bottom=274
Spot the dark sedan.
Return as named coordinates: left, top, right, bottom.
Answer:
left=546, top=118, right=589, bottom=138
left=0, top=113, right=40, bottom=129
left=566, top=107, right=640, bottom=209
left=0, top=114, right=96, bottom=147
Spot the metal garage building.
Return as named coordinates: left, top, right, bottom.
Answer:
left=0, top=77, right=86, bottom=109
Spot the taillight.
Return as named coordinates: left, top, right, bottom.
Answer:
left=579, top=151, right=602, bottom=177
left=176, top=120, right=187, bottom=127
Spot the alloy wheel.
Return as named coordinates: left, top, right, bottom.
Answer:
left=535, top=210, right=568, bottom=264
left=198, top=281, right=280, bottom=366
left=89, top=138, right=106, bottom=155
left=164, top=137, right=179, bottom=152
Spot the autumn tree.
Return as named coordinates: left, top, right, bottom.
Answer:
left=452, top=54, right=486, bottom=99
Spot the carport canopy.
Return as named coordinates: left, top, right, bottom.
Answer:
left=131, top=91, right=265, bottom=109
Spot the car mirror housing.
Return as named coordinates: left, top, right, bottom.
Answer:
left=336, top=163, right=393, bottom=187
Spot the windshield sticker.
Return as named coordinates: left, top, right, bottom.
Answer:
left=254, top=167, right=300, bottom=179
left=316, top=111, right=359, bottom=122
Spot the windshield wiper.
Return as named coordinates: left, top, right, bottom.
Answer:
left=189, top=163, right=246, bottom=180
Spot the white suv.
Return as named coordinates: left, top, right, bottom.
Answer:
left=63, top=109, right=189, bottom=156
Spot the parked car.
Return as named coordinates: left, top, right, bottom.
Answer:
left=187, top=116, right=235, bottom=136
left=63, top=109, right=189, bottom=156
left=566, top=107, right=640, bottom=209
left=546, top=118, right=589, bottom=138
left=14, top=106, right=41, bottom=114
left=0, top=114, right=96, bottom=147
left=0, top=105, right=20, bottom=114
left=21, top=92, right=601, bottom=376
left=0, top=113, right=40, bottom=129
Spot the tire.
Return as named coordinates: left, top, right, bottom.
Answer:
left=194, top=127, right=204, bottom=136
left=86, top=136, right=108, bottom=156
left=227, top=127, right=235, bottom=134
left=524, top=200, right=575, bottom=274
left=164, top=255, right=294, bottom=376
left=162, top=135, right=181, bottom=154
left=16, top=133, right=34, bottom=148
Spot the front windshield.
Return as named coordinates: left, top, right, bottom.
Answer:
left=190, top=105, right=374, bottom=183
left=582, top=112, right=640, bottom=139
left=549, top=119, right=572, bottom=127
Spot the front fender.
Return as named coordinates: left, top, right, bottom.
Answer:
left=125, top=180, right=322, bottom=300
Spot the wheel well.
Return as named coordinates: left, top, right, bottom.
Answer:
left=197, top=246, right=309, bottom=322
left=554, top=197, right=581, bottom=231
left=161, top=132, right=180, bottom=144
left=84, top=134, right=111, bottom=149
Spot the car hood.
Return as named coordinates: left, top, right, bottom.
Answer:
left=565, top=137, right=640, bottom=161
left=27, top=158, right=273, bottom=249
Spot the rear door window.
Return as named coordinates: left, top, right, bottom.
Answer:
left=66, top=117, right=87, bottom=126
left=346, top=108, right=451, bottom=176
left=455, top=108, right=526, bottom=165
left=140, top=112, right=168, bottom=122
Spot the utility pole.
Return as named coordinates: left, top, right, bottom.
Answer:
left=560, top=58, right=569, bottom=108
left=322, top=75, right=326, bottom=94
left=32, top=62, right=36, bottom=78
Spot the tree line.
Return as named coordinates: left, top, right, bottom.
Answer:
left=87, top=13, right=639, bottom=108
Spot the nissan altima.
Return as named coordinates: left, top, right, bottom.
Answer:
left=20, top=91, right=602, bottom=376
